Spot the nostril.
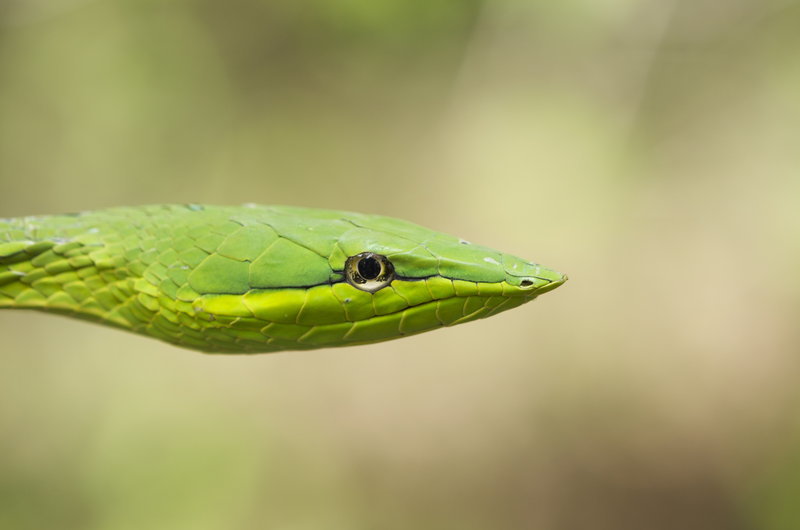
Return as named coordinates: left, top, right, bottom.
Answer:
left=520, top=279, right=534, bottom=287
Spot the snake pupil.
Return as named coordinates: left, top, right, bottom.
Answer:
left=357, top=256, right=382, bottom=280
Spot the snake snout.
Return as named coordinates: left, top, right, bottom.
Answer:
left=515, top=270, right=567, bottom=295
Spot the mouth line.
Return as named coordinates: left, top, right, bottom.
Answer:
left=351, top=279, right=559, bottom=324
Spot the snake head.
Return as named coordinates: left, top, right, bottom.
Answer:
left=190, top=206, right=566, bottom=353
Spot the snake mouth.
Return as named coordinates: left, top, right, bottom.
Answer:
left=316, top=275, right=567, bottom=348
left=347, top=273, right=569, bottom=333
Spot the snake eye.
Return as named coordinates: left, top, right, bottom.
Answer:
left=345, top=252, right=395, bottom=292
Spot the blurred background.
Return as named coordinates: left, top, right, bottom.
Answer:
left=1, top=0, right=799, bottom=528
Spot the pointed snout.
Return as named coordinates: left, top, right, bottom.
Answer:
left=512, top=267, right=568, bottom=296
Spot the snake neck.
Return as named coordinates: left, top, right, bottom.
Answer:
left=0, top=213, right=261, bottom=353
left=0, top=218, right=137, bottom=329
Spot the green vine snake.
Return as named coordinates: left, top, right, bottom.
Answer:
left=0, top=205, right=566, bottom=353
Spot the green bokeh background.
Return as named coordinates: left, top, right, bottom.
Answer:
left=2, top=1, right=800, bottom=528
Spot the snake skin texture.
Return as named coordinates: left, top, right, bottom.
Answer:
left=0, top=205, right=566, bottom=353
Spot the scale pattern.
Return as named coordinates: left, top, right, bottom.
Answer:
left=0, top=205, right=565, bottom=353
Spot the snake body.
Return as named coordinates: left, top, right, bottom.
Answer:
left=0, top=205, right=566, bottom=353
